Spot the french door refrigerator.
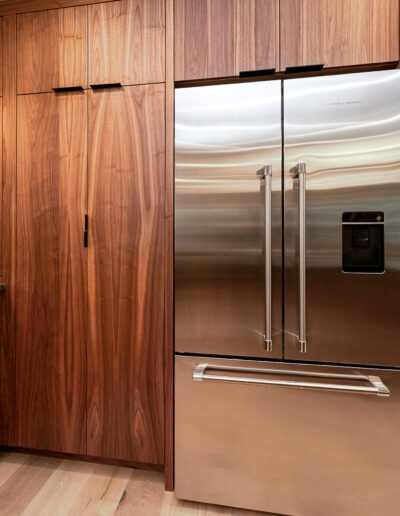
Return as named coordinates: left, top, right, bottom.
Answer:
left=174, top=70, right=400, bottom=516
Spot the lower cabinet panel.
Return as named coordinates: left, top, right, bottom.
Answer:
left=175, top=355, right=400, bottom=516
left=87, top=84, right=165, bottom=464
left=16, top=91, right=87, bottom=453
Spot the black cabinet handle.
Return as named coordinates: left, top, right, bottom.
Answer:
left=0, top=284, right=7, bottom=292
left=285, top=64, right=324, bottom=74
left=83, top=214, right=89, bottom=248
left=52, top=86, right=84, bottom=93
left=90, top=82, right=122, bottom=90
left=239, top=68, right=275, bottom=78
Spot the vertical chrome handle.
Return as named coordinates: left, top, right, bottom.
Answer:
left=297, top=162, right=307, bottom=353
left=258, top=165, right=273, bottom=352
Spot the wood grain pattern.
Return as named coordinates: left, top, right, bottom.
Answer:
left=0, top=0, right=113, bottom=16
left=174, top=0, right=278, bottom=81
left=0, top=15, right=17, bottom=447
left=236, top=0, right=279, bottom=74
left=16, top=91, right=87, bottom=453
left=89, top=0, right=165, bottom=87
left=17, top=6, right=87, bottom=94
left=0, top=451, right=258, bottom=514
left=164, top=0, right=174, bottom=492
left=372, top=0, right=399, bottom=64
left=280, top=0, right=399, bottom=70
left=0, top=21, right=3, bottom=97
left=87, top=84, right=165, bottom=465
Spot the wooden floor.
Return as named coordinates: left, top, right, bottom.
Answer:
left=0, top=452, right=265, bottom=515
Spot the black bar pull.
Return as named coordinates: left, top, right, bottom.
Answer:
left=90, top=82, right=123, bottom=90
left=0, top=284, right=7, bottom=293
left=83, top=214, right=89, bottom=248
left=239, top=68, right=276, bottom=78
left=285, top=64, right=324, bottom=74
left=52, top=86, right=84, bottom=93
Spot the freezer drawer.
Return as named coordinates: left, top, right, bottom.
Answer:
left=175, top=355, right=400, bottom=516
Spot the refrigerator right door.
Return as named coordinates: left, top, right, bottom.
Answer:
left=284, top=70, right=400, bottom=366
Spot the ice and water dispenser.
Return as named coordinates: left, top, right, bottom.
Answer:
left=342, top=212, right=385, bottom=273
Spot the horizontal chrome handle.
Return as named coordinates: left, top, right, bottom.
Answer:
left=193, top=364, right=390, bottom=397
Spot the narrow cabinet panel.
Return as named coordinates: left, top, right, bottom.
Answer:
left=16, top=92, right=87, bottom=453
left=89, top=0, right=165, bottom=87
left=17, top=6, right=87, bottom=94
left=87, top=84, right=165, bottom=464
left=0, top=96, right=11, bottom=444
left=174, top=0, right=278, bottom=81
left=0, top=15, right=16, bottom=446
left=280, top=0, right=399, bottom=70
left=0, top=20, right=3, bottom=97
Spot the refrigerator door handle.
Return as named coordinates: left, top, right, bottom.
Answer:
left=257, top=165, right=273, bottom=352
left=292, top=162, right=307, bottom=353
left=193, top=363, right=390, bottom=396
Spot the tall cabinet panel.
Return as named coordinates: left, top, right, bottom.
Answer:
left=16, top=92, right=87, bottom=453
left=0, top=95, right=10, bottom=444
left=0, top=15, right=16, bottom=447
left=174, top=0, right=278, bottom=81
left=280, top=0, right=399, bottom=70
left=87, top=84, right=165, bottom=464
left=17, top=6, right=87, bottom=94
left=89, top=0, right=165, bottom=87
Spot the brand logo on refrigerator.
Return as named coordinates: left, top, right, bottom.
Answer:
left=324, top=100, right=362, bottom=106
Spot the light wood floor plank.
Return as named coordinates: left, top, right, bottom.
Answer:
left=0, top=454, right=61, bottom=515
left=0, top=452, right=30, bottom=487
left=69, top=463, right=132, bottom=515
left=0, top=453, right=267, bottom=515
left=21, top=459, right=97, bottom=516
left=116, top=469, right=165, bottom=514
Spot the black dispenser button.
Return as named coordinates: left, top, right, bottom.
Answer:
left=342, top=212, right=384, bottom=274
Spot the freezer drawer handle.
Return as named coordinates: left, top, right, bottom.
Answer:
left=193, top=364, right=390, bottom=397
left=257, top=165, right=273, bottom=352
left=292, top=162, right=307, bottom=353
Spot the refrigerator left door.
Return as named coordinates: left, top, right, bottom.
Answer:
left=175, top=81, right=282, bottom=358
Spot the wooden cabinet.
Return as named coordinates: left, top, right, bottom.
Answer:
left=17, top=6, right=87, bottom=94
left=89, top=0, right=165, bottom=87
left=0, top=96, right=11, bottom=445
left=16, top=91, right=87, bottom=453
left=175, top=0, right=399, bottom=80
left=87, top=84, right=165, bottom=464
left=280, top=0, right=399, bottom=70
left=175, top=0, right=279, bottom=81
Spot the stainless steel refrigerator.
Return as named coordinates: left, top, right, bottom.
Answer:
left=174, top=70, right=400, bottom=516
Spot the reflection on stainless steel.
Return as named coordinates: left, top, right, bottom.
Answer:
left=175, top=82, right=282, bottom=358
left=284, top=70, right=400, bottom=366
left=175, top=356, right=400, bottom=516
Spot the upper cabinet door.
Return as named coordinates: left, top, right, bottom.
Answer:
left=89, top=0, right=165, bottom=87
left=175, top=0, right=279, bottom=81
left=280, top=0, right=399, bottom=70
left=17, top=6, right=87, bottom=94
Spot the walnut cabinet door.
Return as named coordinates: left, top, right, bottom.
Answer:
left=87, top=84, right=165, bottom=465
